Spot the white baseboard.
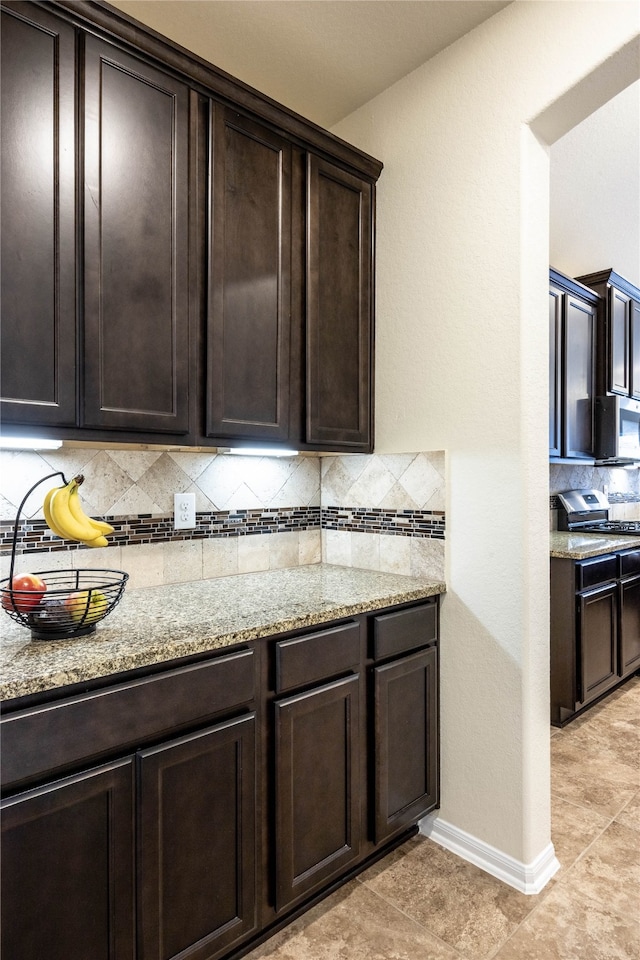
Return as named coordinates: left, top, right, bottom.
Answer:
left=419, top=813, right=560, bottom=895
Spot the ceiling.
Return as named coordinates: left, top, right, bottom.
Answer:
left=109, top=0, right=512, bottom=127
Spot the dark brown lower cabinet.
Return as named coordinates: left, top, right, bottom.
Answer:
left=578, top=582, right=619, bottom=706
left=274, top=674, right=361, bottom=911
left=619, top=551, right=640, bottom=677
left=137, top=715, right=257, bottom=960
left=373, top=647, right=438, bottom=844
left=550, top=551, right=639, bottom=726
left=1, top=596, right=440, bottom=960
left=1, top=758, right=135, bottom=960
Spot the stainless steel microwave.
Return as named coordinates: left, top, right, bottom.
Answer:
left=594, top=396, right=640, bottom=464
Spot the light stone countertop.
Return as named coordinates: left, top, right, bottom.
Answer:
left=550, top=531, right=640, bottom=559
left=0, top=564, right=445, bottom=703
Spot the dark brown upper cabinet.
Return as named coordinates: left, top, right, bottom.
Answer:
left=576, top=270, right=640, bottom=402
left=206, top=107, right=292, bottom=443
left=0, top=4, right=77, bottom=427
left=306, top=157, right=373, bottom=450
left=82, top=35, right=192, bottom=436
left=0, top=0, right=381, bottom=452
left=549, top=268, right=600, bottom=462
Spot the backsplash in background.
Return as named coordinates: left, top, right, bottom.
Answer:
left=549, top=462, right=640, bottom=526
left=0, top=449, right=446, bottom=587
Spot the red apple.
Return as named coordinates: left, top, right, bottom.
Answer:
left=1, top=573, right=47, bottom=612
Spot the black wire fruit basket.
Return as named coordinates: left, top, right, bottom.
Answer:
left=1, top=471, right=128, bottom=641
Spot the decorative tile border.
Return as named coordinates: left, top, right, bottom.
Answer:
left=0, top=505, right=446, bottom=557
left=322, top=506, right=445, bottom=539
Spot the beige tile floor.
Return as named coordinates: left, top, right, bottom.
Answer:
left=245, top=675, right=640, bottom=960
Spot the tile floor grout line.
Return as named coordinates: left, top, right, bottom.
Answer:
left=355, top=873, right=470, bottom=960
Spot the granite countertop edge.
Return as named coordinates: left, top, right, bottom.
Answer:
left=550, top=531, right=640, bottom=559
left=0, top=564, right=445, bottom=702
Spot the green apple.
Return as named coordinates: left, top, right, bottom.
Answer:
left=65, top=589, right=108, bottom=624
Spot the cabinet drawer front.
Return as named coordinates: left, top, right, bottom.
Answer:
left=619, top=550, right=640, bottom=577
left=1, top=648, right=255, bottom=791
left=576, top=556, right=617, bottom=590
left=373, top=600, right=438, bottom=661
left=275, top=621, right=361, bottom=693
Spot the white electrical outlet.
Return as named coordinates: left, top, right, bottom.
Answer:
left=174, top=492, right=196, bottom=530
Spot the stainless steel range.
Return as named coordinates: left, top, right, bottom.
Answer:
left=557, top=489, right=640, bottom=535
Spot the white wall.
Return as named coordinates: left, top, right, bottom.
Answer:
left=550, top=79, right=640, bottom=285
left=333, top=1, right=640, bottom=870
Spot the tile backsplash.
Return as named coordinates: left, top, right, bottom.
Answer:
left=0, top=449, right=446, bottom=587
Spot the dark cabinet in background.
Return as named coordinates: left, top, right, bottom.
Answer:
left=578, top=580, right=618, bottom=707
left=577, top=270, right=640, bottom=402
left=549, top=268, right=600, bottom=461
left=0, top=4, right=77, bottom=428
left=550, top=550, right=639, bottom=726
left=618, top=549, right=640, bottom=678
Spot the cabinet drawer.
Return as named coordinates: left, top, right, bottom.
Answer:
left=1, top=647, right=255, bottom=791
left=274, top=621, right=361, bottom=694
left=373, top=600, right=438, bottom=661
left=619, top=550, right=640, bottom=577
left=576, top=556, right=617, bottom=590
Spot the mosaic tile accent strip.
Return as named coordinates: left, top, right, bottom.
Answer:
left=322, top=506, right=445, bottom=539
left=0, top=505, right=446, bottom=557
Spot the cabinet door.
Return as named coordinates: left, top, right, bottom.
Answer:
left=0, top=4, right=77, bottom=427
left=1, top=758, right=135, bottom=960
left=306, top=156, right=372, bottom=450
left=373, top=647, right=438, bottom=844
left=578, top=582, right=618, bottom=706
left=549, top=284, right=563, bottom=457
left=137, top=714, right=257, bottom=960
left=563, top=293, right=596, bottom=459
left=83, top=35, right=191, bottom=435
left=207, top=107, right=292, bottom=442
left=274, top=674, right=361, bottom=911
left=630, top=299, right=640, bottom=401
left=609, top=286, right=632, bottom=397
left=619, top=574, right=640, bottom=677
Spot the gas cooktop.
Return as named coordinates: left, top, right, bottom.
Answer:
left=576, top=520, right=640, bottom=535
left=557, top=489, right=640, bottom=535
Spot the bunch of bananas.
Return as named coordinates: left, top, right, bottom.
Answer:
left=43, top=475, right=114, bottom=548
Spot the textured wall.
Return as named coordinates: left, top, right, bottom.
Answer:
left=550, top=80, right=640, bottom=286
left=333, top=1, right=640, bottom=869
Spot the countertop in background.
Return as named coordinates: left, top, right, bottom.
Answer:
left=550, top=531, right=640, bottom=560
